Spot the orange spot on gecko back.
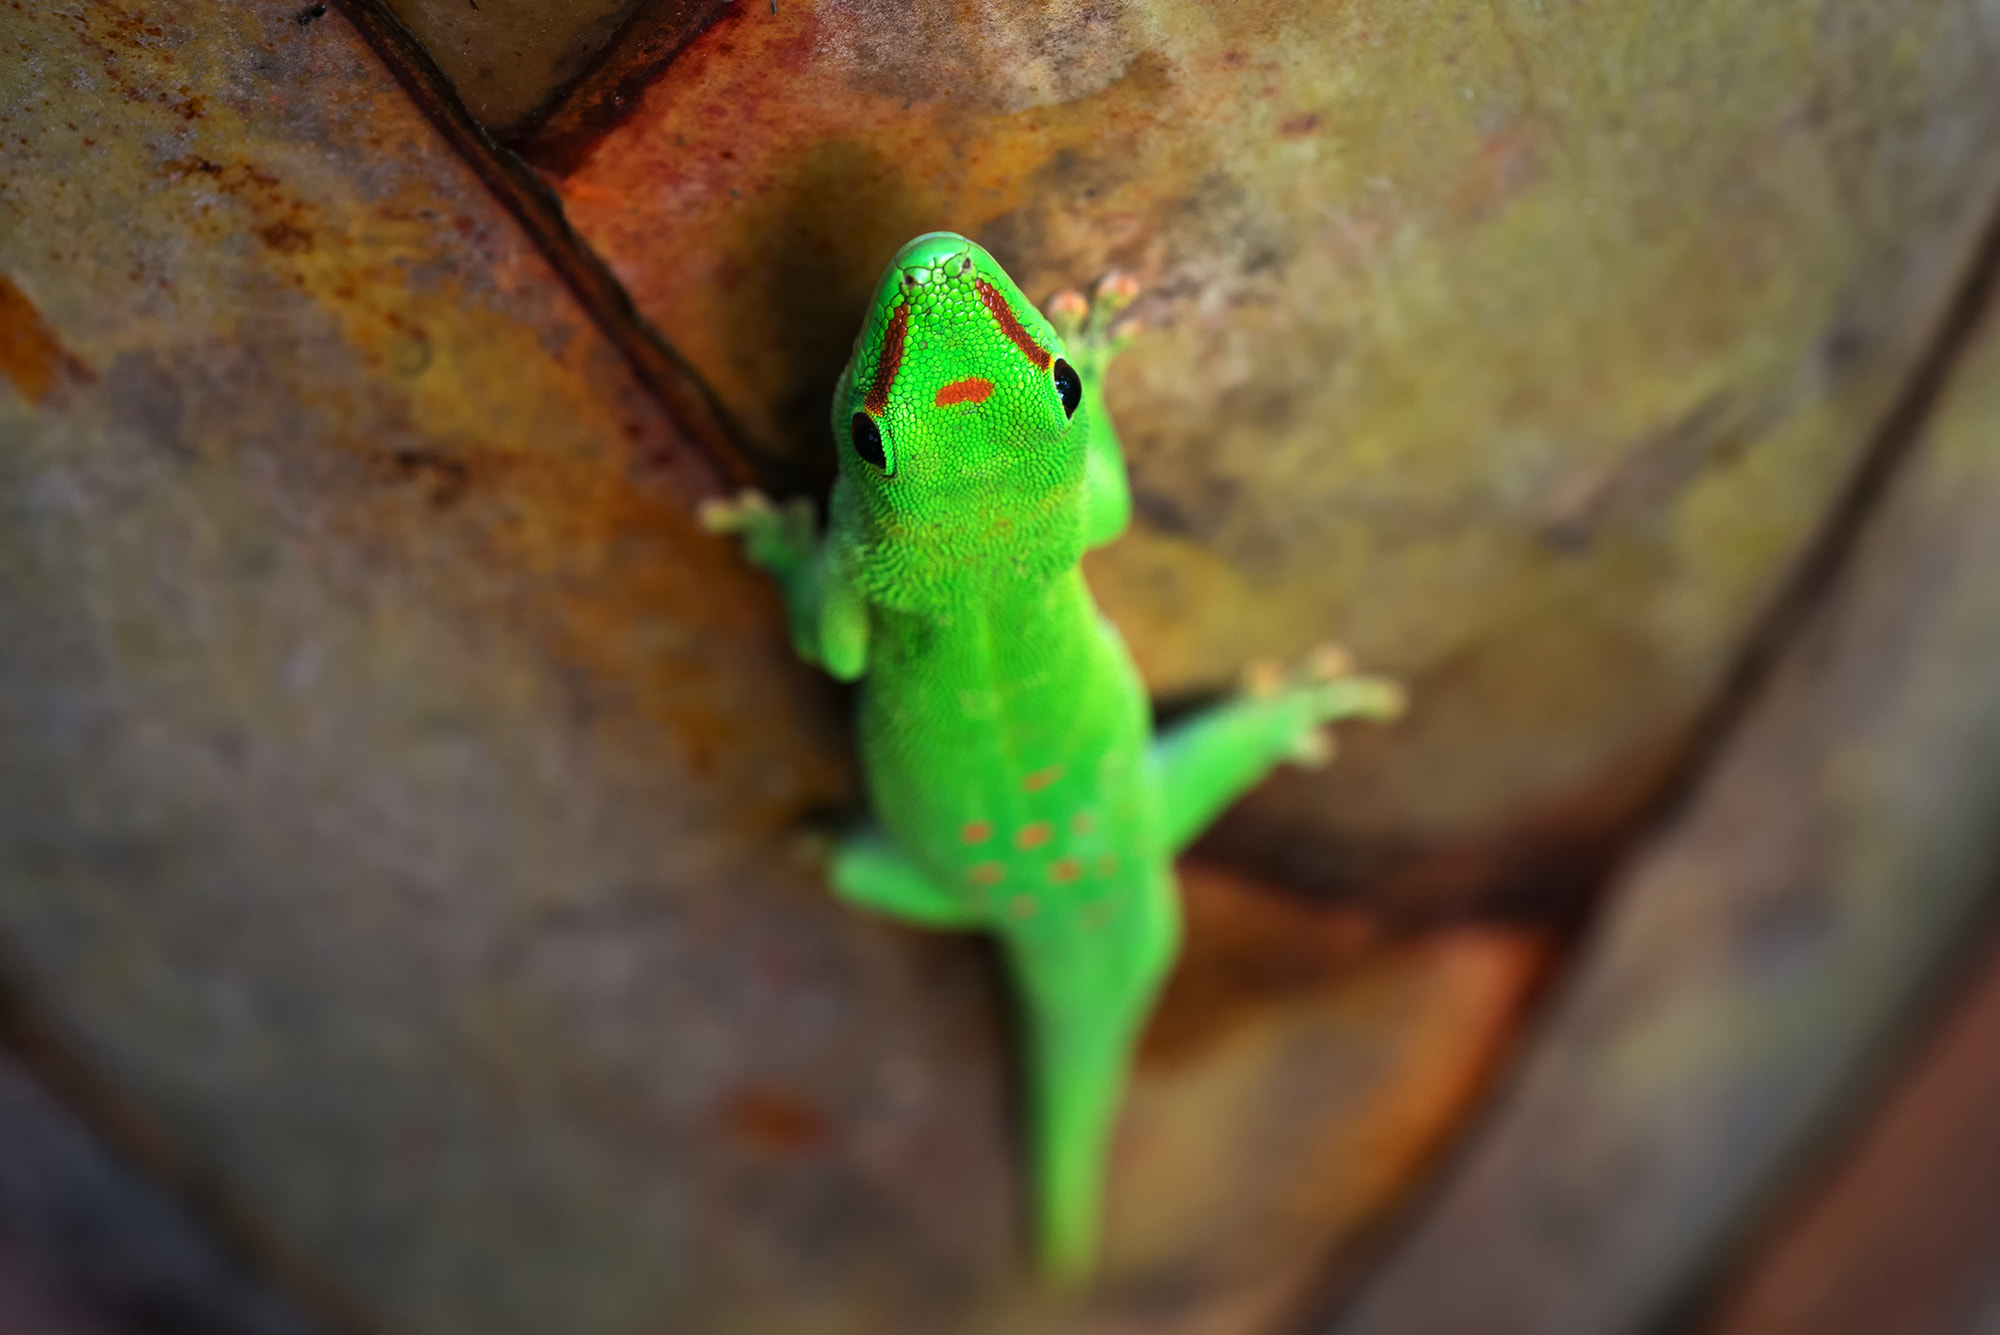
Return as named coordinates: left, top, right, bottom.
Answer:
left=961, top=820, right=993, bottom=845
left=1015, top=822, right=1053, bottom=850
left=969, top=862, right=1004, bottom=886
left=1010, top=895, right=1038, bottom=919
left=1023, top=765, right=1064, bottom=792
left=1049, top=858, right=1081, bottom=884
left=935, top=377, right=994, bottom=407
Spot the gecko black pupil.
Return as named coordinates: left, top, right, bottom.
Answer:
left=852, top=412, right=887, bottom=470
left=1053, top=359, right=1082, bottom=418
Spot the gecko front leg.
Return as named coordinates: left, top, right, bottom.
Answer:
left=700, top=484, right=869, bottom=681
left=830, top=830, right=988, bottom=930
left=1151, top=647, right=1406, bottom=855
left=1046, top=273, right=1140, bottom=551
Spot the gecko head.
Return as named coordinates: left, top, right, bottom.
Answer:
left=832, top=232, right=1089, bottom=583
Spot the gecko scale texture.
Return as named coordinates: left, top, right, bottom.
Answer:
left=703, top=233, right=1403, bottom=1282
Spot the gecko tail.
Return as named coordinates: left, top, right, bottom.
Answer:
left=1027, top=1013, right=1133, bottom=1285
left=1008, top=875, right=1181, bottom=1286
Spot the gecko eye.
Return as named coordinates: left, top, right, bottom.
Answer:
left=851, top=412, right=888, bottom=472
left=1053, top=359, right=1082, bottom=419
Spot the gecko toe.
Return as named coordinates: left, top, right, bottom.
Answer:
left=698, top=490, right=771, bottom=533
left=1287, top=726, right=1337, bottom=768
left=1306, top=643, right=1355, bottom=681
left=1241, top=659, right=1286, bottom=698
left=1046, top=289, right=1090, bottom=335
left=1094, top=272, right=1140, bottom=309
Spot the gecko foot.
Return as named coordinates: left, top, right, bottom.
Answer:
left=1243, top=643, right=1407, bottom=768
left=698, top=488, right=773, bottom=533
left=1288, top=726, right=1338, bottom=768
left=1046, top=271, right=1142, bottom=365
left=699, top=489, right=819, bottom=573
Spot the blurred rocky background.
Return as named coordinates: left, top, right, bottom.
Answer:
left=4, top=0, right=2000, bottom=1331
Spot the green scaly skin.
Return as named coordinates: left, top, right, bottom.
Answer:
left=703, top=233, right=1403, bottom=1283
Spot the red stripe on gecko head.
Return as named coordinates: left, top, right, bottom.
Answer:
left=935, top=377, right=994, bottom=407
left=863, top=301, right=910, bottom=416
left=975, top=279, right=1051, bottom=371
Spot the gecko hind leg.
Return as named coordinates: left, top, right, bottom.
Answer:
left=1150, top=647, right=1406, bottom=856
left=831, top=831, right=986, bottom=930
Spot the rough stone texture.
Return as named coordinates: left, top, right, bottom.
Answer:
left=1698, top=924, right=2000, bottom=1335
left=0, top=2, right=1545, bottom=1332
left=548, top=0, right=2000, bottom=907
left=14, top=0, right=2000, bottom=1328
left=1321, top=229, right=2000, bottom=1335
left=374, top=0, right=731, bottom=147
left=0, top=1049, right=324, bottom=1335
left=377, top=0, right=647, bottom=134
left=1107, top=868, right=1548, bottom=1334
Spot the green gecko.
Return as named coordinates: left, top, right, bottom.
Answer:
left=703, top=233, right=1403, bottom=1283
